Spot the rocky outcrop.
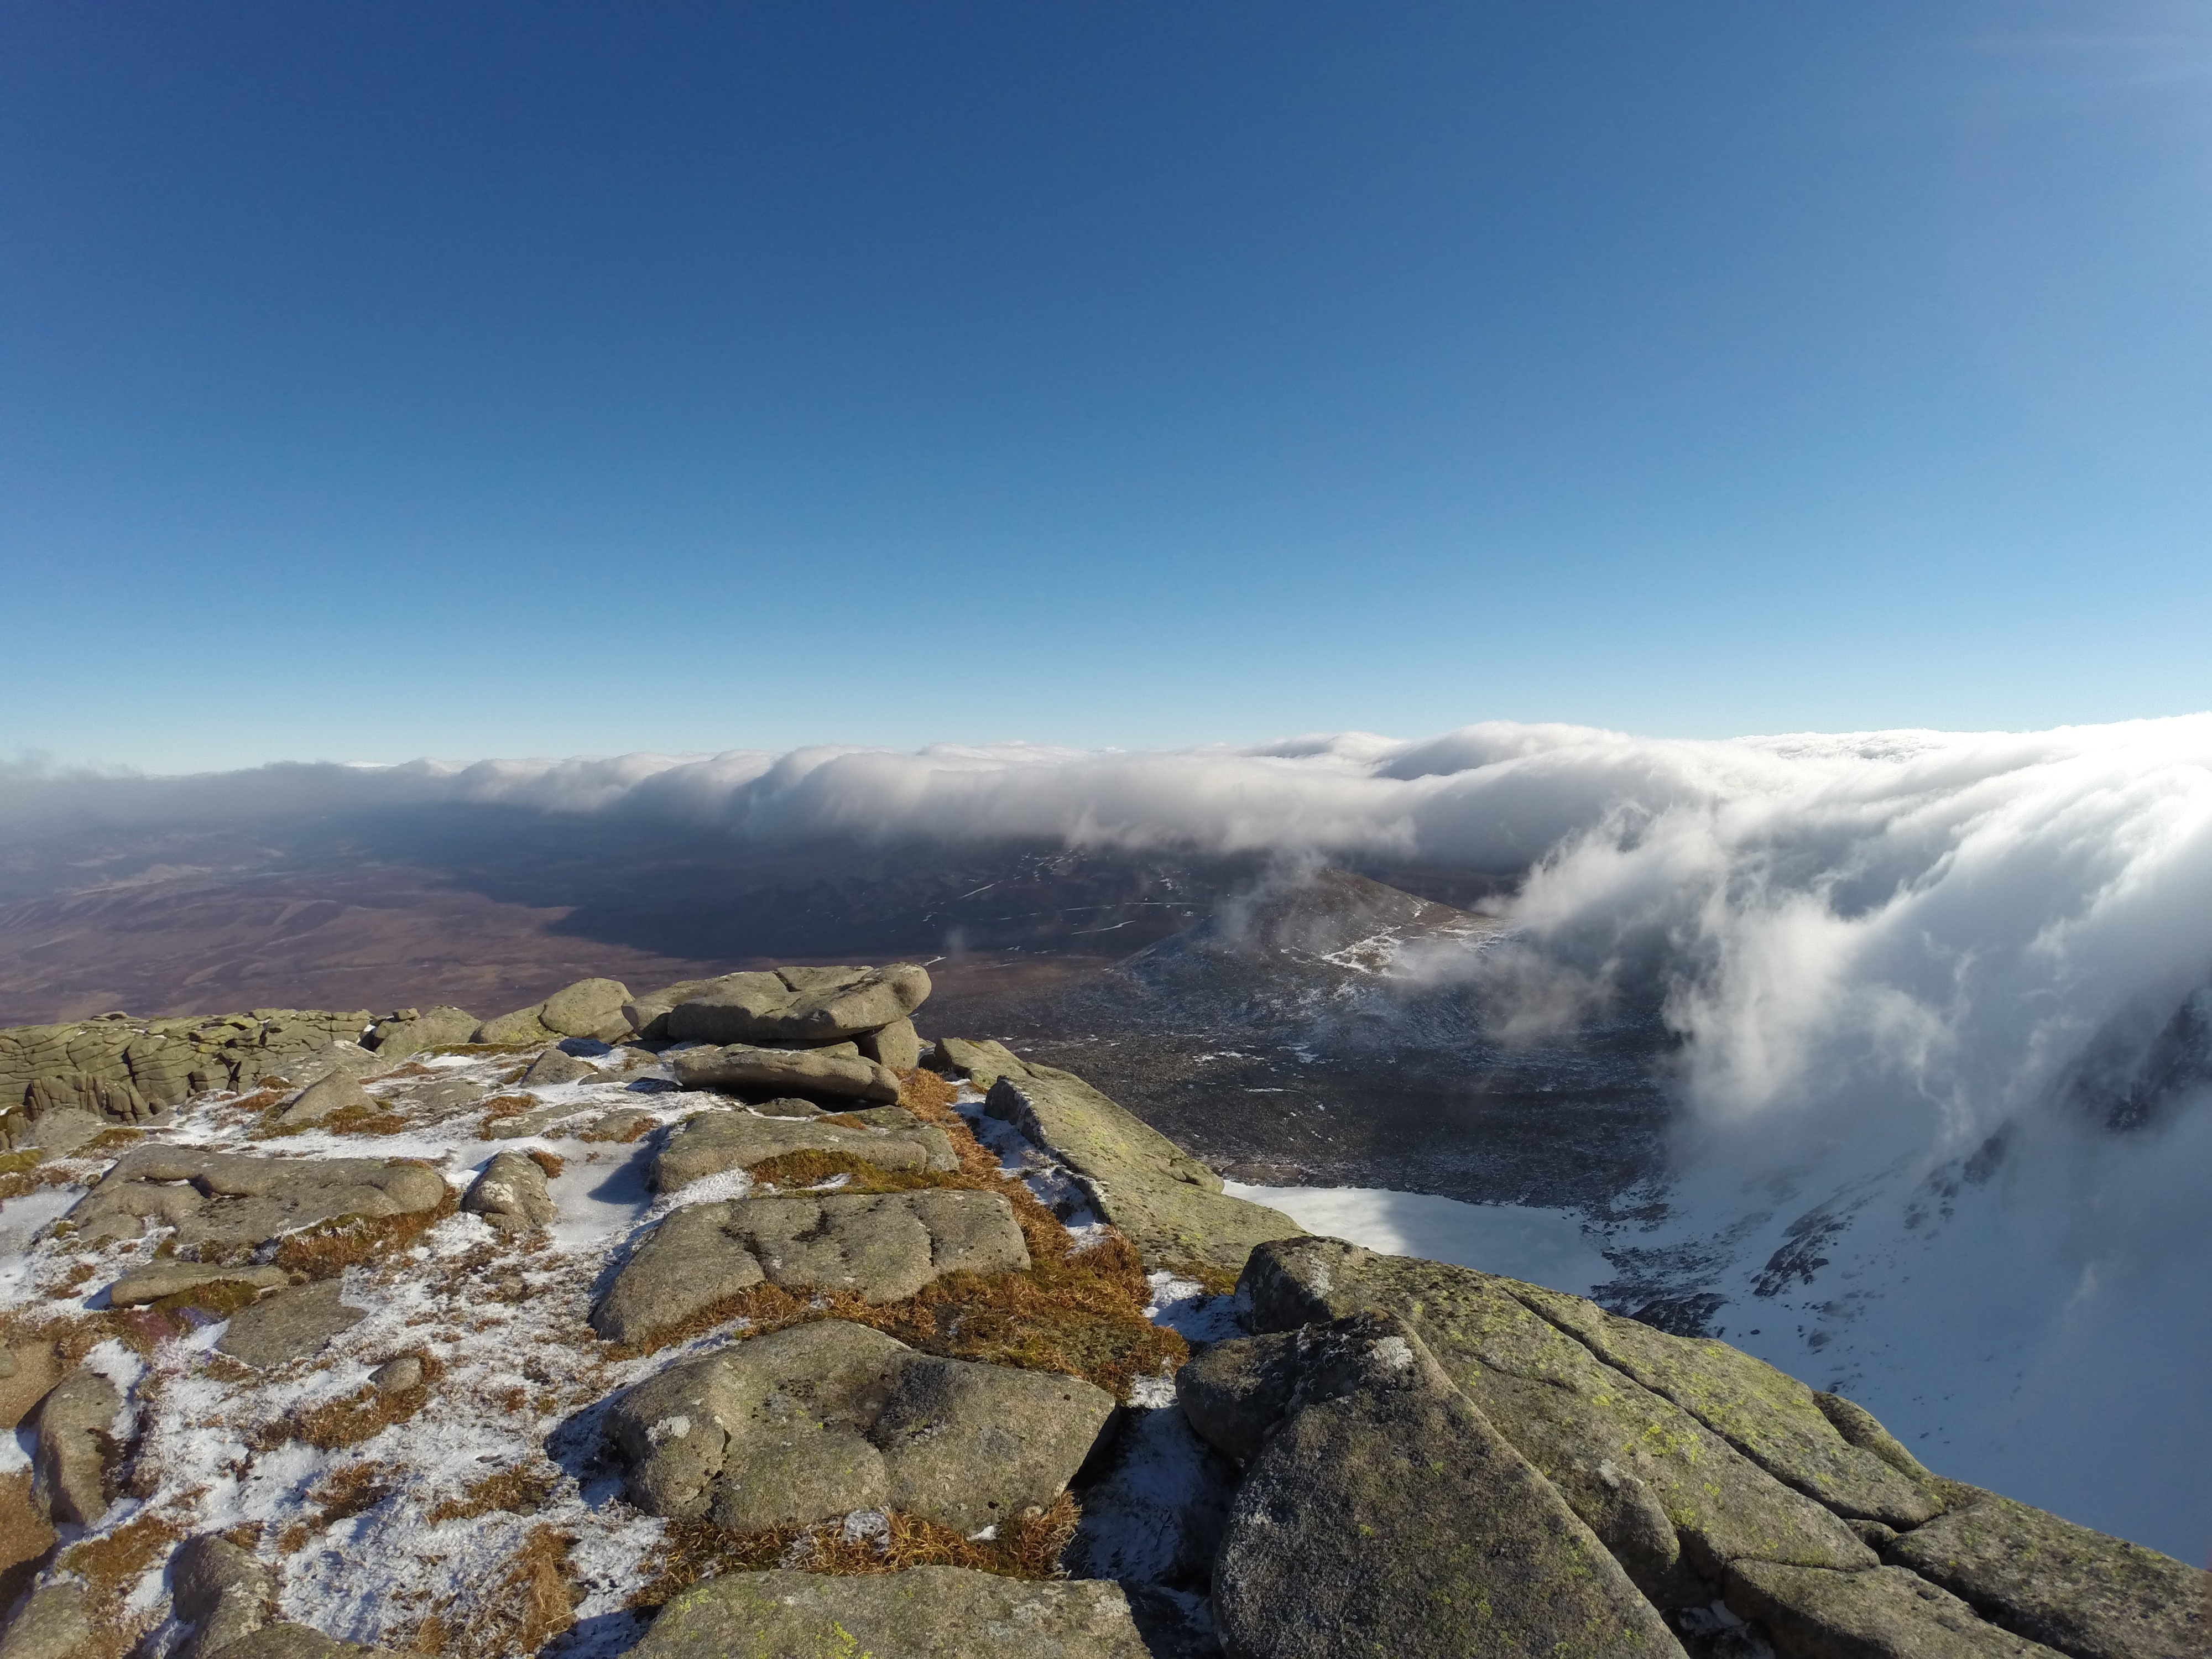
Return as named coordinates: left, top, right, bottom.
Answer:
left=607, top=1320, right=1115, bottom=1534
left=1228, top=1234, right=2208, bottom=1659
left=0, top=996, right=2195, bottom=1659
left=1884, top=1490, right=2208, bottom=1659
left=591, top=1190, right=1030, bottom=1343
left=362, top=1005, right=479, bottom=1058
left=649, top=1104, right=956, bottom=1190
left=0, top=1008, right=376, bottom=1145
left=664, top=963, right=932, bottom=1045
left=942, top=1043, right=1301, bottom=1274
left=630, top=1566, right=1152, bottom=1658
left=67, top=1147, right=447, bottom=1247
left=474, top=977, right=634, bottom=1045
left=1192, top=1312, right=1686, bottom=1658
left=668, top=1041, right=901, bottom=1104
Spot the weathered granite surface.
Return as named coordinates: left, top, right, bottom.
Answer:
left=67, top=1147, right=447, bottom=1248
left=650, top=1103, right=956, bottom=1190
left=608, top=1320, right=1115, bottom=1535
left=630, top=1567, right=1151, bottom=1659
left=591, top=1189, right=1030, bottom=1342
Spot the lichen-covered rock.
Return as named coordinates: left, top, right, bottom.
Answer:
left=972, top=1056, right=1300, bottom=1274
left=1885, top=1489, right=2211, bottom=1659
left=1197, top=1313, right=1687, bottom=1659
left=476, top=977, right=633, bottom=1045
left=363, top=1005, right=479, bottom=1058
left=67, top=1147, right=447, bottom=1248
left=1240, top=1237, right=1875, bottom=1610
left=607, top=1321, right=1114, bottom=1535
left=1724, top=1560, right=2065, bottom=1659
left=1511, top=1281, right=1944, bottom=1527
left=590, top=1189, right=1029, bottom=1343
left=664, top=963, right=932, bottom=1046
left=629, top=1567, right=1150, bottom=1658
left=650, top=1104, right=956, bottom=1190
left=462, top=1150, right=556, bottom=1232
left=216, top=1279, right=366, bottom=1368
left=32, top=1366, right=122, bottom=1525
left=667, top=1041, right=901, bottom=1104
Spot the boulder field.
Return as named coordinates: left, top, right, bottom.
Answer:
left=0, top=964, right=2194, bottom=1658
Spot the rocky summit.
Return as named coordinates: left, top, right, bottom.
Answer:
left=0, top=966, right=2199, bottom=1658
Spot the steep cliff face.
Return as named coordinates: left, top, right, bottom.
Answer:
left=0, top=985, right=2199, bottom=1659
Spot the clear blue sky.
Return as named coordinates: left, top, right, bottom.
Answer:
left=5, top=2, right=2210, bottom=771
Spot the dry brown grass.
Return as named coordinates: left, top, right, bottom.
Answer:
left=269, top=1188, right=458, bottom=1280
left=575, top=1113, right=655, bottom=1144
left=0, top=1162, right=81, bottom=1203
left=525, top=1148, right=565, bottom=1179
left=255, top=1355, right=442, bottom=1451
left=403, top=1524, right=580, bottom=1657
left=308, top=1460, right=395, bottom=1527
left=375, top=1061, right=440, bottom=1080
left=317, top=1104, right=417, bottom=1138
left=55, top=1509, right=184, bottom=1659
left=629, top=1494, right=1078, bottom=1611
left=743, top=1149, right=948, bottom=1194
left=609, top=1069, right=1187, bottom=1399
left=424, top=1462, right=559, bottom=1524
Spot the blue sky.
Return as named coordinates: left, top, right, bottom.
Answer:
left=5, top=2, right=2210, bottom=771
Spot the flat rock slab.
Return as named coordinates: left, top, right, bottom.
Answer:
left=1240, top=1237, right=1876, bottom=1611
left=651, top=1105, right=956, bottom=1191
left=1885, top=1490, right=2212, bottom=1659
left=68, top=1147, right=447, bottom=1249
left=216, top=1280, right=366, bottom=1368
left=665, top=963, right=931, bottom=1045
left=630, top=1567, right=1149, bottom=1659
left=1197, top=1313, right=1687, bottom=1659
left=1726, top=1561, right=2066, bottom=1659
left=376, top=1074, right=488, bottom=1118
left=608, top=1320, right=1115, bottom=1535
left=976, top=1060, right=1301, bottom=1274
left=591, top=1190, right=1029, bottom=1343
left=108, top=1262, right=290, bottom=1307
left=1515, top=1280, right=1942, bottom=1527
left=669, top=1042, right=901, bottom=1104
